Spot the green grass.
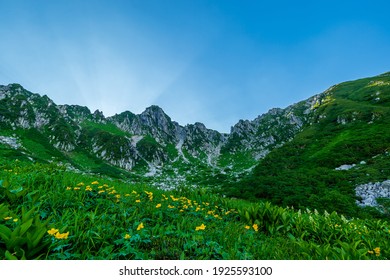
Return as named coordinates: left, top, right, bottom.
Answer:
left=81, top=121, right=132, bottom=137
left=67, top=151, right=102, bottom=170
left=218, top=151, right=257, bottom=171
left=0, top=159, right=389, bottom=260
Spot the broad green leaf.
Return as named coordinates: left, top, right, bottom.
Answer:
left=0, top=224, right=12, bottom=241
left=5, top=250, right=18, bottom=260
left=27, top=228, right=47, bottom=249
left=0, top=204, right=10, bottom=216
left=20, top=218, right=33, bottom=236
left=9, top=187, right=23, bottom=194
left=7, top=236, right=26, bottom=251
left=21, top=207, right=36, bottom=223
left=245, top=211, right=250, bottom=223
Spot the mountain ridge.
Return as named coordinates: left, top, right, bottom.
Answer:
left=2, top=72, right=390, bottom=217
left=0, top=81, right=312, bottom=186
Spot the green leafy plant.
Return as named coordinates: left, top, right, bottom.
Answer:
left=0, top=204, right=51, bottom=259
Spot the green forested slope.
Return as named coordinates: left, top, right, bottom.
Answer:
left=224, top=73, right=390, bottom=217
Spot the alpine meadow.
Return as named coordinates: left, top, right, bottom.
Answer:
left=1, top=72, right=390, bottom=260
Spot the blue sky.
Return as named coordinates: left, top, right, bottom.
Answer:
left=0, top=0, right=389, bottom=132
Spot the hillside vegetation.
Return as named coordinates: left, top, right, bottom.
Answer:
left=0, top=160, right=389, bottom=260
left=224, top=73, right=390, bottom=218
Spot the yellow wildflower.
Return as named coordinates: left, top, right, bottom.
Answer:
left=98, top=186, right=103, bottom=189
left=156, top=204, right=162, bottom=208
left=103, top=184, right=108, bottom=187
left=125, top=194, right=130, bottom=197
left=195, top=224, right=206, bottom=231
left=137, top=223, right=144, bottom=231
left=225, top=211, right=231, bottom=215
left=374, top=247, right=380, bottom=257
left=144, top=191, right=153, bottom=200
left=66, top=186, right=71, bottom=190
left=245, top=225, right=250, bottom=230
left=73, top=187, right=80, bottom=190
left=47, top=228, right=59, bottom=236
left=55, top=232, right=69, bottom=239
left=91, top=181, right=99, bottom=185
left=253, top=224, right=259, bottom=232
left=124, top=234, right=131, bottom=239
left=168, top=205, right=175, bottom=209
left=85, top=186, right=92, bottom=191
left=13, top=218, right=18, bottom=222
left=115, top=194, right=121, bottom=199
left=135, top=199, right=141, bottom=203
left=3, top=217, right=12, bottom=221
left=98, top=190, right=105, bottom=194
left=77, top=182, right=84, bottom=187
left=368, top=250, right=374, bottom=254
left=132, top=190, right=137, bottom=194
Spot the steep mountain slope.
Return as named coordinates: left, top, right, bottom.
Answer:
left=0, top=81, right=310, bottom=185
left=225, top=72, right=390, bottom=217
left=0, top=84, right=261, bottom=185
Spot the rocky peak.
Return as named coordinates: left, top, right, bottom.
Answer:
left=139, top=105, right=177, bottom=143
left=92, top=110, right=105, bottom=123
left=8, top=83, right=25, bottom=92
left=230, top=119, right=256, bottom=136
left=267, top=107, right=283, bottom=116
left=140, top=105, right=171, bottom=127
left=58, top=105, right=92, bottom=122
left=0, top=85, right=10, bottom=99
left=185, top=122, right=218, bottom=138
left=186, top=122, right=208, bottom=134
left=109, top=111, right=144, bottom=135
left=0, top=84, right=23, bottom=99
left=183, top=122, right=226, bottom=160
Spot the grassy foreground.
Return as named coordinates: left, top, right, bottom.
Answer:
left=0, top=160, right=389, bottom=260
